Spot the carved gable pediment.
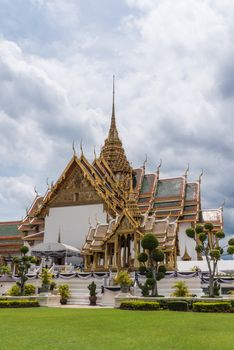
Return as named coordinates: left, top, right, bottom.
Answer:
left=115, top=214, right=136, bottom=234
left=50, top=164, right=102, bottom=207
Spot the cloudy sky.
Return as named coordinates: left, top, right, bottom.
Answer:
left=0, top=0, right=234, bottom=237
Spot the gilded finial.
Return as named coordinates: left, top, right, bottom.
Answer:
left=112, top=74, right=115, bottom=118
left=157, top=159, right=162, bottom=175
left=199, top=168, right=204, bottom=183
left=184, top=163, right=189, bottom=177
left=72, top=140, right=76, bottom=155
left=93, top=146, right=97, bottom=160
left=143, top=154, right=147, bottom=170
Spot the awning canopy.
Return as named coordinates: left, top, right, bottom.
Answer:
left=31, top=242, right=80, bottom=258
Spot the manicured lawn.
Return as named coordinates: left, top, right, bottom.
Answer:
left=0, top=308, right=234, bottom=350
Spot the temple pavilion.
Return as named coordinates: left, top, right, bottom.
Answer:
left=18, top=79, right=223, bottom=271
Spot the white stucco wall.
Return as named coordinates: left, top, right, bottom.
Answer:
left=178, top=222, right=197, bottom=261
left=44, top=204, right=106, bottom=249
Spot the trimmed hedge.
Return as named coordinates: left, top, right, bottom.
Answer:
left=193, top=302, right=231, bottom=313
left=120, top=301, right=160, bottom=310
left=0, top=300, right=40, bottom=308
left=167, top=301, right=188, bottom=311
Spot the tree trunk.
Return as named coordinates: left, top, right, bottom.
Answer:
left=151, top=264, right=158, bottom=297
left=209, top=275, right=214, bottom=297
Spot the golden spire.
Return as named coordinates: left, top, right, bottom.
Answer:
left=182, top=244, right=191, bottom=261
left=100, top=75, right=131, bottom=175
left=108, top=75, right=119, bottom=141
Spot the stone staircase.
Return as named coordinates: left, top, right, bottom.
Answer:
left=54, top=274, right=203, bottom=305
left=56, top=278, right=104, bottom=305
left=134, top=276, right=203, bottom=297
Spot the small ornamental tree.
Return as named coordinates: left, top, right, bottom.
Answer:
left=137, top=233, right=166, bottom=297
left=185, top=223, right=225, bottom=297
left=227, top=238, right=234, bottom=256
left=13, top=246, right=36, bottom=296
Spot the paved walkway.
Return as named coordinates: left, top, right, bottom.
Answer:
left=54, top=304, right=113, bottom=308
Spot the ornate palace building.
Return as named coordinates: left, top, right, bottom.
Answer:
left=18, top=80, right=223, bottom=271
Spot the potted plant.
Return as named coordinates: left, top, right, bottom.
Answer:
left=88, top=281, right=97, bottom=305
left=58, top=284, right=70, bottom=305
left=50, top=281, right=57, bottom=294
left=40, top=268, right=53, bottom=293
left=114, top=271, right=132, bottom=293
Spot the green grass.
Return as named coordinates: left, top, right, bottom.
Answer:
left=0, top=308, right=234, bottom=350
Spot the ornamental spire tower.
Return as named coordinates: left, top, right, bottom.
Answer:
left=100, top=76, right=131, bottom=177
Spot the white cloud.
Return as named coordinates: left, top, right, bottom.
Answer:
left=0, top=0, right=234, bottom=235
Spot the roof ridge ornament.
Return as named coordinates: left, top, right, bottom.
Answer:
left=157, top=159, right=162, bottom=176
left=143, top=154, right=147, bottom=170
left=34, top=186, right=39, bottom=197
left=46, top=177, right=50, bottom=190
left=72, top=140, right=76, bottom=156
left=93, top=146, right=97, bottom=160
left=184, top=163, right=189, bottom=178
left=80, top=139, right=83, bottom=156
left=220, top=199, right=225, bottom=210
left=199, top=168, right=204, bottom=183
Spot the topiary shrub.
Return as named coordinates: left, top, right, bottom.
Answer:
left=120, top=300, right=160, bottom=310
left=167, top=301, right=188, bottom=311
left=193, top=302, right=231, bottom=313
left=7, top=284, right=20, bottom=296
left=24, top=284, right=36, bottom=296
left=137, top=233, right=166, bottom=297
left=0, top=300, right=39, bottom=308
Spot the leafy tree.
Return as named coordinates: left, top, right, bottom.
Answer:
left=185, top=223, right=225, bottom=297
left=137, top=233, right=166, bottom=297
left=13, top=246, right=36, bottom=296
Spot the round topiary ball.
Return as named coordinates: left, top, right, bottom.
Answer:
left=151, top=249, right=164, bottom=262
left=210, top=249, right=220, bottom=260
left=199, top=233, right=207, bottom=242
left=195, top=225, right=204, bottom=234
left=186, top=228, right=195, bottom=239
left=227, top=246, right=234, bottom=255
left=195, top=245, right=203, bottom=254
left=138, top=252, right=148, bottom=263
left=141, top=234, right=158, bottom=251
left=216, top=231, right=225, bottom=239
left=204, top=223, right=214, bottom=231
left=156, top=272, right=165, bottom=281
left=158, top=265, right=167, bottom=274
left=228, top=238, right=234, bottom=246
left=20, top=246, right=29, bottom=255
left=138, top=265, right=147, bottom=274
left=145, top=270, right=153, bottom=278
left=146, top=278, right=155, bottom=287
